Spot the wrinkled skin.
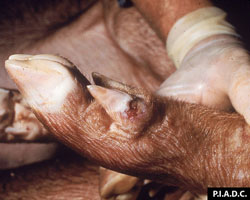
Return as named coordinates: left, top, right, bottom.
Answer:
left=5, top=54, right=250, bottom=194
left=1, top=0, right=250, bottom=199
left=0, top=1, right=177, bottom=199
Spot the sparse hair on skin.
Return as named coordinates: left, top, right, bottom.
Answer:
left=0, top=0, right=96, bottom=53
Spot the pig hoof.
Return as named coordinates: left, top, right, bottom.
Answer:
left=99, top=167, right=141, bottom=200
left=0, top=88, right=52, bottom=142
left=0, top=87, right=58, bottom=169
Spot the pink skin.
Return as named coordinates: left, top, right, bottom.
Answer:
left=0, top=1, right=174, bottom=199
left=0, top=1, right=172, bottom=171
left=1, top=0, right=250, bottom=199
left=5, top=54, right=250, bottom=194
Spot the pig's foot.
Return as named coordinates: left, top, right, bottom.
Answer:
left=98, top=35, right=250, bottom=199
left=99, top=168, right=197, bottom=200
left=99, top=169, right=204, bottom=200
left=99, top=168, right=141, bottom=200
left=0, top=87, right=52, bottom=142
left=0, top=87, right=58, bottom=169
left=5, top=54, right=249, bottom=195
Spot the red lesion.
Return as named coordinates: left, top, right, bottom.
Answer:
left=126, top=99, right=140, bottom=120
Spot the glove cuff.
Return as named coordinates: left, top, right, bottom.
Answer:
left=167, top=7, right=238, bottom=68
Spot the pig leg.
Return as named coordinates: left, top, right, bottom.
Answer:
left=127, top=1, right=250, bottom=198
left=1, top=0, right=250, bottom=198
left=5, top=54, right=249, bottom=194
left=0, top=0, right=99, bottom=170
left=99, top=0, right=241, bottom=199
left=1, top=1, right=175, bottom=198
left=1, top=1, right=174, bottom=197
left=0, top=0, right=173, bottom=172
left=99, top=1, right=176, bottom=199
